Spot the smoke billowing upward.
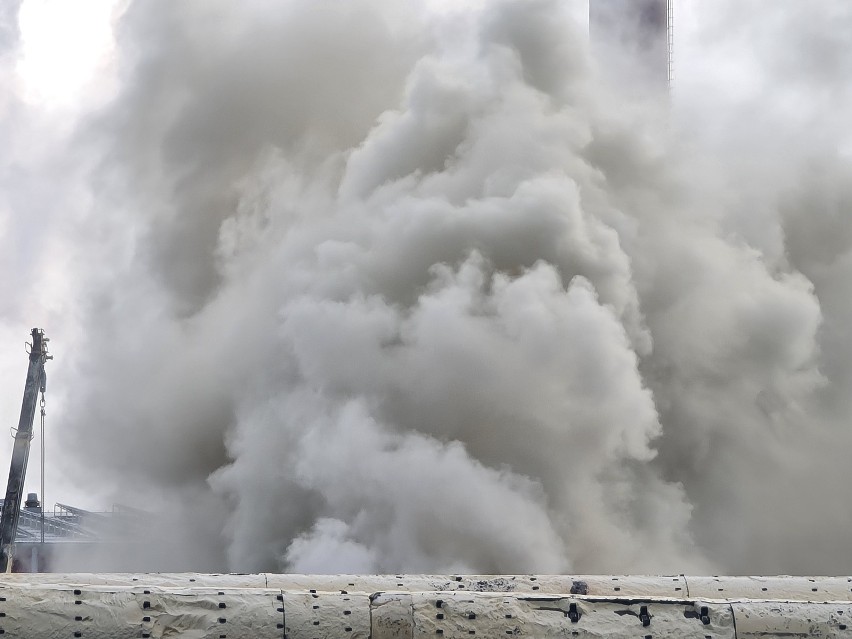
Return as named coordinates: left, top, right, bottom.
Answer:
left=2, top=0, right=852, bottom=575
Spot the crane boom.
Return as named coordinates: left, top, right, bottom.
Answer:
left=0, top=328, right=51, bottom=573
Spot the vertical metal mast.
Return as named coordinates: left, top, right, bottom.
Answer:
left=0, top=328, right=51, bottom=572
left=667, top=0, right=674, bottom=90
left=589, top=0, right=671, bottom=92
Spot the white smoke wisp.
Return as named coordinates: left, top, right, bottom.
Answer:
left=3, top=0, right=852, bottom=576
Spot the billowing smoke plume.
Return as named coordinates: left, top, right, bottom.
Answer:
left=2, top=0, right=852, bottom=575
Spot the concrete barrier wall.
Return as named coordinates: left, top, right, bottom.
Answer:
left=1, top=578, right=852, bottom=638
left=2, top=574, right=851, bottom=599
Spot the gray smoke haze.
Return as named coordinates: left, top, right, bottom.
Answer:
left=2, top=0, right=852, bottom=576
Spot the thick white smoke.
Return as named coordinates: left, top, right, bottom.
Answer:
left=2, top=0, right=852, bottom=575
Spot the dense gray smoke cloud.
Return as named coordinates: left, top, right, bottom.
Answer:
left=2, top=0, right=852, bottom=575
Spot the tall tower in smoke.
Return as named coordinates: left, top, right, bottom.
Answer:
left=589, top=0, right=672, bottom=91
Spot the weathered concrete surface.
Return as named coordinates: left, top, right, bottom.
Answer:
left=2, top=575, right=852, bottom=638
left=731, top=602, right=852, bottom=639
left=686, top=576, right=852, bottom=601
left=0, top=586, right=285, bottom=639
left=7, top=573, right=852, bottom=599
left=0, top=572, right=269, bottom=588
left=0, top=586, right=734, bottom=639
left=371, top=592, right=735, bottom=639
left=0, top=574, right=689, bottom=597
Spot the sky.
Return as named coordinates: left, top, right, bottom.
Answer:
left=1, top=0, right=852, bottom=575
